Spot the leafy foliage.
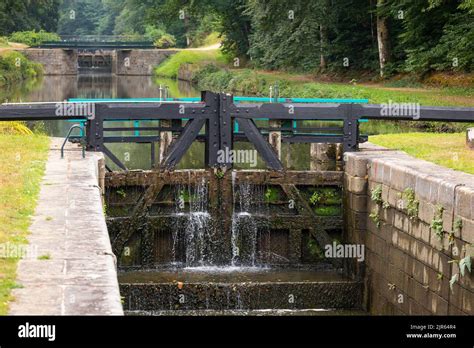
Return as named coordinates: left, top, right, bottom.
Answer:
left=0, top=51, right=43, bottom=86
left=403, top=188, right=419, bottom=219
left=155, top=51, right=225, bottom=79
left=371, top=185, right=383, bottom=205
left=154, top=34, right=177, bottom=49
left=450, top=254, right=472, bottom=291
left=370, top=209, right=382, bottom=228
left=0, top=0, right=60, bottom=35
left=2, top=0, right=474, bottom=76
left=264, top=187, right=279, bottom=203
left=9, top=30, right=60, bottom=46
left=0, top=122, right=33, bottom=135
left=431, top=205, right=445, bottom=240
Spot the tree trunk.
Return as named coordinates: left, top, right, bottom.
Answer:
left=376, top=0, right=391, bottom=78
left=320, top=24, right=327, bottom=71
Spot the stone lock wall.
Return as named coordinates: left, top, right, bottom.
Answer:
left=21, top=49, right=78, bottom=75
left=114, top=49, right=177, bottom=75
left=20, top=48, right=178, bottom=76
left=345, top=144, right=474, bottom=315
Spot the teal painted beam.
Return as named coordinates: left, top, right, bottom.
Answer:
left=68, top=96, right=369, bottom=104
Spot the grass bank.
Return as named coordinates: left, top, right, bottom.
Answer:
left=0, top=51, right=42, bottom=86
left=159, top=61, right=473, bottom=132
left=370, top=133, right=474, bottom=174
left=0, top=134, right=50, bottom=314
left=154, top=50, right=474, bottom=170
left=155, top=49, right=473, bottom=107
left=192, top=65, right=473, bottom=107
left=154, top=49, right=225, bottom=79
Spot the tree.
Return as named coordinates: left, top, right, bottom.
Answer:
left=57, top=0, right=107, bottom=35
left=0, top=0, right=60, bottom=35
left=376, top=0, right=391, bottom=77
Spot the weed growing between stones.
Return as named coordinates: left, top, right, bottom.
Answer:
left=431, top=205, right=445, bottom=241
left=370, top=208, right=382, bottom=228
left=403, top=188, right=419, bottom=220
left=370, top=185, right=383, bottom=205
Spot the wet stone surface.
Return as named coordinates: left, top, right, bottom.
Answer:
left=119, top=269, right=362, bottom=311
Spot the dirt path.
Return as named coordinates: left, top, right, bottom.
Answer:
left=0, top=42, right=28, bottom=55
left=168, top=43, right=222, bottom=52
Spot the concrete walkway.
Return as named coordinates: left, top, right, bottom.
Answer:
left=9, top=138, right=123, bottom=315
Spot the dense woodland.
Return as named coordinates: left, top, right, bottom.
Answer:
left=0, top=0, right=473, bottom=77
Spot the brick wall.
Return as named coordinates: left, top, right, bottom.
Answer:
left=345, top=144, right=474, bottom=315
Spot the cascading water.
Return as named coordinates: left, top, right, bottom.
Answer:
left=231, top=174, right=267, bottom=267
left=172, top=177, right=211, bottom=267
left=167, top=172, right=270, bottom=269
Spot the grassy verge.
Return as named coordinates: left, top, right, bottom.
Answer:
left=0, top=134, right=50, bottom=314
left=155, top=49, right=473, bottom=107
left=192, top=65, right=473, bottom=107
left=154, top=50, right=225, bottom=79
left=186, top=63, right=473, bottom=131
left=370, top=133, right=474, bottom=174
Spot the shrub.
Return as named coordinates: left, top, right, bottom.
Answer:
left=196, top=68, right=233, bottom=92
left=9, top=30, right=60, bottom=47
left=154, top=34, right=176, bottom=49
left=227, top=70, right=268, bottom=95
left=0, top=51, right=43, bottom=85
left=154, top=50, right=224, bottom=78
left=144, top=25, right=165, bottom=42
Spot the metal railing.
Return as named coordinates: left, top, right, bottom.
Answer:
left=61, top=124, right=85, bottom=159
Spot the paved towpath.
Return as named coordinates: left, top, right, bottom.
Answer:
left=9, top=138, right=123, bottom=315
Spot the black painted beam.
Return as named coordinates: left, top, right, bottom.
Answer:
left=103, top=136, right=161, bottom=143
left=102, top=145, right=128, bottom=171
left=100, top=103, right=209, bottom=120
left=236, top=118, right=283, bottom=171
left=0, top=103, right=84, bottom=121
left=359, top=104, right=474, bottom=122
left=231, top=103, right=344, bottom=120
left=162, top=118, right=206, bottom=169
